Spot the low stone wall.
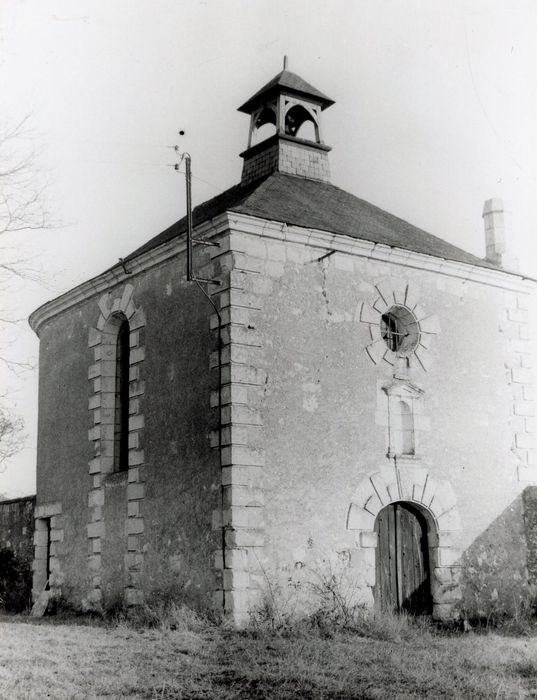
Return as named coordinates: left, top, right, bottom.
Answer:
left=0, top=495, right=36, bottom=610
left=523, top=486, right=537, bottom=597
left=0, top=495, right=35, bottom=561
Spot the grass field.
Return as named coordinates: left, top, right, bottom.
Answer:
left=0, top=613, right=536, bottom=699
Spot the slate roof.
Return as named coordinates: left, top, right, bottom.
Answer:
left=238, top=69, right=335, bottom=113
left=124, top=172, right=499, bottom=271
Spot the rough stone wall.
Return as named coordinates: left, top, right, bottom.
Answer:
left=0, top=496, right=35, bottom=565
left=460, top=494, right=530, bottom=618
left=523, top=485, right=537, bottom=605
left=214, top=221, right=537, bottom=622
left=34, top=252, right=220, bottom=611
left=0, top=496, right=35, bottom=609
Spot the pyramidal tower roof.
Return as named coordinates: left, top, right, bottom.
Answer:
left=238, top=68, right=335, bottom=114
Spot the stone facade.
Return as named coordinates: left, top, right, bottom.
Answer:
left=28, top=67, right=537, bottom=623
left=29, top=208, right=537, bottom=622
left=30, top=241, right=223, bottom=611
left=200, top=215, right=537, bottom=623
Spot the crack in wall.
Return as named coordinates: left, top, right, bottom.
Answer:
left=319, top=259, right=332, bottom=316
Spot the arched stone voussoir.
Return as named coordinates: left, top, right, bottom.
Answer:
left=349, top=471, right=395, bottom=521
left=97, top=285, right=136, bottom=328
left=413, top=347, right=433, bottom=372
left=98, top=292, right=112, bottom=320
left=383, top=478, right=400, bottom=503
left=418, top=315, right=441, bottom=335
left=369, top=323, right=382, bottom=342
left=387, top=278, right=409, bottom=306
left=373, top=295, right=389, bottom=314
left=382, top=348, right=396, bottom=366
left=111, top=297, right=122, bottom=314
left=373, top=280, right=390, bottom=306
left=366, top=340, right=386, bottom=365
left=436, top=506, right=462, bottom=532
left=374, top=278, right=406, bottom=307
left=359, top=302, right=381, bottom=325
left=348, top=469, right=461, bottom=535
left=403, top=284, right=421, bottom=311
left=347, top=503, right=376, bottom=531
left=429, top=480, right=458, bottom=515
left=369, top=470, right=399, bottom=506
left=119, top=284, right=135, bottom=313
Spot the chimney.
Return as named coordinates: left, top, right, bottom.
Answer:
left=482, top=198, right=518, bottom=271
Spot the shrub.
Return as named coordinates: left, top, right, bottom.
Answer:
left=0, top=548, right=32, bottom=613
left=248, top=551, right=437, bottom=641
left=101, top=582, right=216, bottom=632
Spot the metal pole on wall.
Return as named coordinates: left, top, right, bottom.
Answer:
left=185, top=153, right=193, bottom=282
left=173, top=146, right=220, bottom=285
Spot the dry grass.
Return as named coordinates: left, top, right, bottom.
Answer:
left=0, top=612, right=536, bottom=699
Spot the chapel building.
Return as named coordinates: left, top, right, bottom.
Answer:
left=29, top=66, right=537, bottom=623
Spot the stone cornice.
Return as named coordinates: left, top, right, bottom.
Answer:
left=28, top=215, right=230, bottom=336
left=224, top=211, right=537, bottom=295
left=29, top=208, right=536, bottom=336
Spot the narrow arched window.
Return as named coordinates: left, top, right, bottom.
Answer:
left=390, top=399, right=415, bottom=457
left=399, top=401, right=415, bottom=456
left=114, top=319, right=130, bottom=471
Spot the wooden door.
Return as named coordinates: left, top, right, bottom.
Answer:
left=375, top=502, right=432, bottom=615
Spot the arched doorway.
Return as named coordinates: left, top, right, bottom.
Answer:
left=374, top=502, right=432, bottom=615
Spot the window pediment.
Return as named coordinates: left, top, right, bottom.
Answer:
left=382, top=378, right=424, bottom=399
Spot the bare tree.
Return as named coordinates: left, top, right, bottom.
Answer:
left=0, top=409, right=24, bottom=470
left=0, top=116, right=51, bottom=468
left=0, top=115, right=49, bottom=284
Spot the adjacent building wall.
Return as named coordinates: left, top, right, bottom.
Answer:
left=0, top=495, right=35, bottom=558
left=0, top=496, right=35, bottom=610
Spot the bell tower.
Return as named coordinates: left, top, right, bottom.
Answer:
left=238, top=59, right=334, bottom=185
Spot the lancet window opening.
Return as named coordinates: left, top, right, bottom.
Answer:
left=114, top=318, right=130, bottom=471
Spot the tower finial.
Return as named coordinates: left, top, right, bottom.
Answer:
left=283, top=55, right=288, bottom=70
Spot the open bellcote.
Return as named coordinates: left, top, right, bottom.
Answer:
left=238, top=61, right=334, bottom=185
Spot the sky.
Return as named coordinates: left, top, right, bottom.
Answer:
left=1, top=0, right=536, bottom=497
